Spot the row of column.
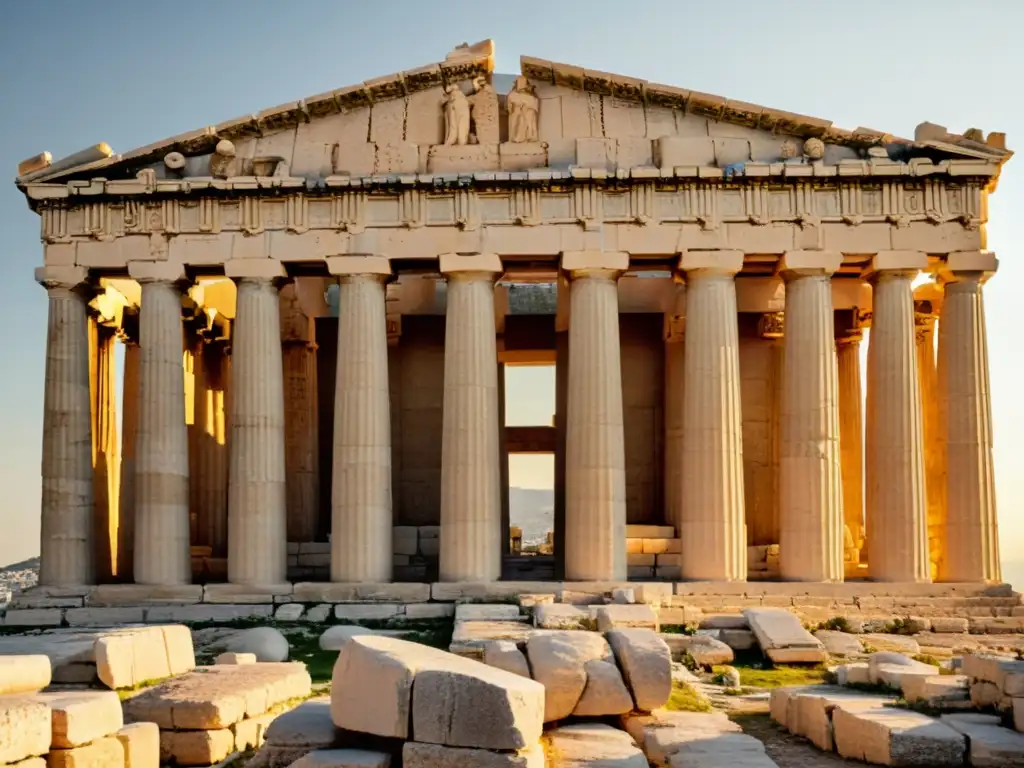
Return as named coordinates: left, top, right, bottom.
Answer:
left=37, top=247, right=999, bottom=586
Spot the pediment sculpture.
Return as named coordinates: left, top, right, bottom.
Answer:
left=507, top=76, right=539, bottom=143
left=443, top=84, right=471, bottom=146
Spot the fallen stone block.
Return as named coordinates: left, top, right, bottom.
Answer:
left=47, top=735, right=126, bottom=768
left=94, top=625, right=195, bottom=689
left=963, top=652, right=1024, bottom=689
left=454, top=604, right=521, bottom=622
left=872, top=661, right=939, bottom=691
left=930, top=617, right=969, bottom=634
left=836, top=662, right=871, bottom=686
left=274, top=603, right=304, bottom=621
left=246, top=698, right=339, bottom=768
left=814, top=630, right=863, bottom=657
left=0, top=656, right=50, bottom=695
left=971, top=680, right=1006, bottom=708
left=224, top=626, right=290, bottom=662
left=643, top=718, right=748, bottom=766
left=289, top=749, right=394, bottom=767
left=700, top=614, right=748, bottom=630
left=942, top=712, right=1024, bottom=766
left=661, top=634, right=733, bottom=668
left=832, top=706, right=965, bottom=766
left=233, top=711, right=277, bottom=752
left=403, top=741, right=543, bottom=767
left=622, top=710, right=738, bottom=752
left=331, top=634, right=543, bottom=751
left=0, top=696, right=51, bottom=764
left=525, top=631, right=614, bottom=721
left=573, top=660, right=634, bottom=717
left=901, top=675, right=970, bottom=708
left=160, top=729, right=234, bottom=766
left=37, top=690, right=124, bottom=748
left=320, top=626, right=377, bottom=651
left=719, top=629, right=758, bottom=651
left=482, top=641, right=531, bottom=679
left=790, top=689, right=894, bottom=751
left=607, top=628, right=672, bottom=712
left=545, top=723, right=647, bottom=767
left=215, top=652, right=257, bottom=665
left=861, top=633, right=921, bottom=656
left=1014, top=698, right=1024, bottom=732
left=449, top=620, right=534, bottom=659
left=533, top=604, right=592, bottom=630
left=124, top=663, right=311, bottom=730
left=596, top=604, right=659, bottom=632
left=743, top=608, right=826, bottom=664
left=115, top=722, right=160, bottom=768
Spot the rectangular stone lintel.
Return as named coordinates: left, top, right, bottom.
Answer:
left=326, top=255, right=391, bottom=276
left=863, top=250, right=927, bottom=275
left=560, top=250, right=629, bottom=273
left=202, top=584, right=293, bottom=604
left=439, top=252, right=502, bottom=274
left=778, top=250, right=842, bottom=275
left=944, top=250, right=998, bottom=276
left=224, top=259, right=287, bottom=279
left=34, top=265, right=89, bottom=288
left=679, top=249, right=744, bottom=274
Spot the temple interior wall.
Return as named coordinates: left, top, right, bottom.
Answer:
left=620, top=314, right=664, bottom=524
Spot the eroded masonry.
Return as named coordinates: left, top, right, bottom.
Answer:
left=16, top=40, right=1011, bottom=591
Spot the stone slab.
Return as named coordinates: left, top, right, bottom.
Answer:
left=901, top=675, right=969, bottom=707
left=47, top=736, right=126, bottom=768
left=85, top=585, right=203, bottom=606
left=3, top=609, right=63, bottom=627
left=453, top=604, right=522, bottom=622
left=596, top=604, right=658, bottom=632
left=524, top=631, right=615, bottom=721
left=289, top=749, right=393, bottom=767
left=0, top=656, right=51, bottom=695
left=404, top=741, right=543, bottom=767
left=0, top=696, right=51, bottom=764
left=115, top=722, right=159, bottom=768
left=482, top=641, right=531, bottom=679
left=449, top=621, right=535, bottom=659
left=545, top=723, right=647, bottom=767
left=124, top=663, right=311, bottom=729
left=333, top=604, right=403, bottom=621
left=160, top=729, right=234, bottom=766
left=743, top=608, right=826, bottom=663
left=216, top=652, right=258, bottom=665
left=862, top=633, right=921, bottom=655
left=833, top=706, right=965, bottom=766
left=37, top=690, right=124, bottom=748
left=813, top=630, right=863, bottom=656
left=145, top=604, right=273, bottom=623
left=662, top=634, right=734, bottom=667
left=404, top=603, right=454, bottom=620
left=202, top=584, right=294, bottom=604
left=607, top=628, right=672, bottom=712
left=533, top=604, right=593, bottom=630
left=942, top=713, right=1024, bottom=766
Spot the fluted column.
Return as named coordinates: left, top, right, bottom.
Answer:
left=865, top=252, right=930, bottom=583
left=836, top=328, right=864, bottom=562
left=778, top=251, right=844, bottom=582
left=128, top=262, right=191, bottom=585
left=227, top=262, right=288, bottom=585
left=439, top=253, right=502, bottom=582
left=118, top=339, right=140, bottom=581
left=36, top=267, right=94, bottom=586
left=91, top=323, right=120, bottom=583
left=678, top=250, right=746, bottom=581
left=915, top=288, right=945, bottom=580
left=329, top=256, right=393, bottom=583
left=562, top=251, right=628, bottom=581
left=663, top=283, right=686, bottom=535
left=938, top=251, right=1000, bottom=582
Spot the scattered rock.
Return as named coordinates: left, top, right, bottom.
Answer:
left=320, top=626, right=377, bottom=652
left=607, top=629, right=672, bottom=712
left=861, top=633, right=921, bottom=656
left=595, top=604, right=658, bottom=632
left=275, top=603, right=304, bottom=621
left=482, top=641, right=531, bottom=679
left=225, top=626, right=290, bottom=662
left=612, top=588, right=636, bottom=605
left=247, top=698, right=339, bottom=768
left=215, top=652, right=257, bottom=665
left=304, top=604, right=332, bottom=623
left=526, top=631, right=613, bottom=721
left=718, top=666, right=742, bottom=689
left=454, top=604, right=522, bottom=622
left=661, top=634, right=733, bottom=668
left=533, top=604, right=591, bottom=630
left=545, top=723, right=647, bottom=768
left=743, top=608, right=826, bottom=664
left=813, top=630, right=863, bottom=657
left=573, top=660, right=634, bottom=716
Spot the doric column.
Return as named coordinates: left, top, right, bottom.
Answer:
left=663, top=281, right=686, bottom=535
left=678, top=250, right=747, bottom=581
left=226, top=261, right=288, bottom=585
left=778, top=251, right=844, bottom=582
left=915, top=286, right=945, bottom=580
left=128, top=262, right=191, bottom=586
left=864, top=252, right=930, bottom=582
left=835, top=323, right=864, bottom=563
left=90, top=322, right=120, bottom=583
left=562, top=250, right=628, bottom=581
left=938, top=251, right=1000, bottom=582
left=439, top=253, right=502, bottom=582
left=118, top=338, right=140, bottom=581
left=328, top=256, right=393, bottom=583
left=36, top=266, right=94, bottom=586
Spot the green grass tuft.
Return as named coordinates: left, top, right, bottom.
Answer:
left=664, top=680, right=713, bottom=712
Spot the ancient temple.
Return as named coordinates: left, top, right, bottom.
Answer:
left=15, top=41, right=1011, bottom=590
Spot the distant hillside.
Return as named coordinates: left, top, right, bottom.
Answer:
left=510, top=487, right=554, bottom=545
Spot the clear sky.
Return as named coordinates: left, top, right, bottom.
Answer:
left=0, top=1, right=1020, bottom=580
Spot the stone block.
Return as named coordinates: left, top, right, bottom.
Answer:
left=931, top=617, right=970, bottom=634
left=427, top=143, right=499, bottom=173
left=0, top=696, right=51, bottom=764
left=963, top=653, right=1024, bottom=688
left=700, top=614, right=749, bottom=630
left=94, top=625, right=194, bottom=689
left=1015, top=698, right=1024, bottom=733
left=233, top=711, right=277, bottom=752
left=255, top=698, right=339, bottom=766
left=596, top=604, right=658, bottom=632
left=160, top=729, right=234, bottom=766
left=404, top=603, right=454, bottom=620
left=392, top=527, right=419, bottom=556
left=203, top=583, right=292, bottom=604
left=65, top=607, right=144, bottom=626
left=833, top=706, right=965, bottom=766
left=294, top=582, right=430, bottom=603
left=403, top=741, right=543, bottom=767
left=482, top=641, right=531, bottom=679
left=499, top=142, right=548, bottom=172
left=115, top=722, right=159, bottom=768
left=37, top=690, right=123, bottom=748
left=814, top=630, right=863, bottom=657
left=545, top=723, right=647, bottom=767
left=275, top=603, right=305, bottom=621
left=290, top=749, right=394, bottom=767
left=655, top=136, right=715, bottom=168
left=449, top=621, right=534, bottom=659
left=145, top=604, right=273, bottom=623
left=943, top=713, right=1024, bottom=766
left=902, top=675, right=970, bottom=707
left=85, top=585, right=202, bottom=606
left=744, top=607, right=826, bottom=663
left=375, top=142, right=419, bottom=174
left=606, top=628, right=672, bottom=712
left=3, top=609, right=63, bottom=627
left=533, top=603, right=592, bottom=630
left=215, top=652, right=257, bottom=665
left=662, top=633, right=733, bottom=667
left=720, top=629, right=758, bottom=651
left=47, top=736, right=125, bottom=768
left=454, top=604, right=521, bottom=622
left=0, top=656, right=50, bottom=695
left=627, top=553, right=655, bottom=567
left=333, top=604, right=404, bottom=622
left=837, top=662, right=872, bottom=686
left=525, top=631, right=614, bottom=721
left=575, top=138, right=616, bottom=171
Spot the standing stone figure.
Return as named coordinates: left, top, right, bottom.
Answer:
left=443, top=84, right=470, bottom=146
left=507, top=76, right=539, bottom=143
left=467, top=75, right=499, bottom=144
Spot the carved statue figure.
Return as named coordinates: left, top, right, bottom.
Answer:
left=443, top=85, right=471, bottom=146
left=507, top=76, right=539, bottom=143
left=467, top=75, right=499, bottom=144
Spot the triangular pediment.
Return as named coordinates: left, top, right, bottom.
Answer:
left=15, top=40, right=1011, bottom=188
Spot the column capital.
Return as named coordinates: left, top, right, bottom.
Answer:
left=34, top=265, right=89, bottom=294
left=560, top=250, right=628, bottom=279
left=327, top=255, right=391, bottom=277
left=777, top=250, right=842, bottom=281
left=127, top=261, right=188, bottom=286
left=678, top=249, right=743, bottom=277
left=440, top=252, right=502, bottom=276
left=224, top=259, right=288, bottom=284
left=938, top=250, right=998, bottom=285
left=862, top=251, right=927, bottom=281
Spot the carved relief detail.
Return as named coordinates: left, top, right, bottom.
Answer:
left=333, top=192, right=366, bottom=234
left=746, top=184, right=768, bottom=226
left=514, top=188, right=540, bottom=226
left=287, top=194, right=309, bottom=233
left=85, top=203, right=114, bottom=241
left=697, top=185, right=719, bottom=231
left=840, top=182, right=863, bottom=226
left=573, top=186, right=602, bottom=230
left=507, top=76, right=539, bottom=143
left=198, top=198, right=219, bottom=233
left=42, top=206, right=69, bottom=243
left=241, top=198, right=264, bottom=235
left=631, top=183, right=654, bottom=225
left=399, top=189, right=424, bottom=228
left=454, top=188, right=478, bottom=230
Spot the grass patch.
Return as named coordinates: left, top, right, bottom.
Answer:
left=660, top=623, right=700, bottom=636
left=714, top=663, right=830, bottom=689
left=115, top=677, right=168, bottom=701
left=817, top=616, right=853, bottom=633
left=664, top=681, right=712, bottom=712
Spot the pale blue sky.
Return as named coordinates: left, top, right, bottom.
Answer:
left=1, top=2, right=1021, bottom=580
